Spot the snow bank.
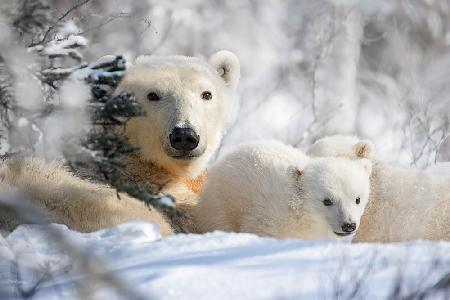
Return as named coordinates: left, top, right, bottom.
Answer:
left=1, top=222, right=450, bottom=299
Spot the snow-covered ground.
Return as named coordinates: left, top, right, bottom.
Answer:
left=1, top=222, right=449, bottom=300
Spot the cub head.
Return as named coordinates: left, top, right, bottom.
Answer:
left=307, top=135, right=375, bottom=160
left=116, top=50, right=240, bottom=176
left=291, top=157, right=372, bottom=239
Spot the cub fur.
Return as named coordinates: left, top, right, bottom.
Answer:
left=309, top=135, right=450, bottom=242
left=195, top=140, right=372, bottom=240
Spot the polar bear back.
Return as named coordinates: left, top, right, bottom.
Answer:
left=355, top=161, right=450, bottom=242
left=195, top=140, right=309, bottom=236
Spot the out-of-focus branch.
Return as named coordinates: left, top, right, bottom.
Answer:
left=76, top=11, right=132, bottom=36
left=29, top=0, right=92, bottom=47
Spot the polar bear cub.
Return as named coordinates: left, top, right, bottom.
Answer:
left=195, top=140, right=372, bottom=240
left=308, top=135, right=375, bottom=160
left=308, top=135, right=450, bottom=242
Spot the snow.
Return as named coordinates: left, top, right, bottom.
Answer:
left=156, top=195, right=176, bottom=208
left=42, top=35, right=88, bottom=57
left=1, top=222, right=449, bottom=299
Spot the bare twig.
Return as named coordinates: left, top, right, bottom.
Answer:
left=145, top=13, right=174, bottom=55
left=29, top=0, right=92, bottom=47
left=76, top=12, right=132, bottom=36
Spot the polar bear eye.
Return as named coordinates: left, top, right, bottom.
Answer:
left=323, top=199, right=333, bottom=206
left=201, top=91, right=212, bottom=100
left=356, top=197, right=360, bottom=205
left=147, top=92, right=160, bottom=102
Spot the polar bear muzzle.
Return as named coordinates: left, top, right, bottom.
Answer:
left=334, top=222, right=357, bottom=236
left=165, top=124, right=206, bottom=160
left=169, top=127, right=200, bottom=153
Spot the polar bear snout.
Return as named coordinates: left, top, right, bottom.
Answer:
left=169, top=126, right=200, bottom=152
left=333, top=222, right=357, bottom=237
left=341, top=222, right=356, bottom=233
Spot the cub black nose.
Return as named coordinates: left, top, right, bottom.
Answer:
left=169, top=127, right=200, bottom=151
left=342, top=222, right=356, bottom=233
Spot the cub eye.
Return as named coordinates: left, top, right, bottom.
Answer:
left=201, top=91, right=212, bottom=100
left=356, top=197, right=360, bottom=205
left=147, top=92, right=160, bottom=101
left=323, top=199, right=333, bottom=206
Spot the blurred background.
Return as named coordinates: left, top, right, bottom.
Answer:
left=2, top=0, right=450, bottom=167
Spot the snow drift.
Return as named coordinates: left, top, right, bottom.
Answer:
left=1, top=222, right=450, bottom=299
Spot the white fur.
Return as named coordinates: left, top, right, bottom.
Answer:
left=308, top=135, right=375, bottom=159
left=195, top=140, right=372, bottom=240
left=309, top=135, right=450, bottom=242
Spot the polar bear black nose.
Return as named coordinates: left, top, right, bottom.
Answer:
left=341, top=222, right=357, bottom=233
left=169, top=127, right=200, bottom=151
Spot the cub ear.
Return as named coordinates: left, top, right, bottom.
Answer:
left=208, top=50, right=240, bottom=91
left=359, top=158, right=372, bottom=175
left=289, top=166, right=303, bottom=180
left=354, top=139, right=375, bottom=159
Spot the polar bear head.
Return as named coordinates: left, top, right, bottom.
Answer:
left=116, top=50, right=240, bottom=177
left=307, top=135, right=375, bottom=160
left=291, top=157, right=372, bottom=238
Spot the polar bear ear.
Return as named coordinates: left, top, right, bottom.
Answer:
left=354, top=140, right=375, bottom=159
left=359, top=158, right=372, bottom=175
left=289, top=166, right=303, bottom=180
left=208, top=50, right=240, bottom=91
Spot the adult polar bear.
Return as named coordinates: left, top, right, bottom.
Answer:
left=308, top=135, right=450, bottom=242
left=0, top=50, right=240, bottom=235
